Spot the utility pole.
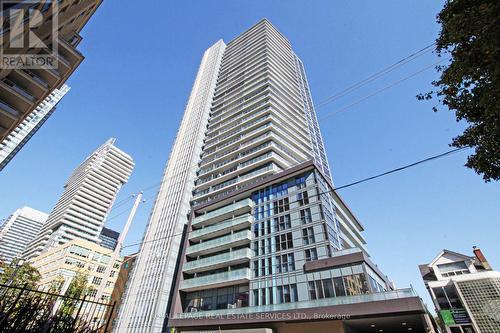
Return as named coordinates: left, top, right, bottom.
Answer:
left=95, top=192, right=143, bottom=303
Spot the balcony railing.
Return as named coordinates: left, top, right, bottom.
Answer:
left=173, top=288, right=419, bottom=318
left=183, top=248, right=252, bottom=273
left=186, top=230, right=252, bottom=257
left=179, top=268, right=252, bottom=292
left=190, top=214, right=253, bottom=241
left=192, top=199, right=253, bottom=226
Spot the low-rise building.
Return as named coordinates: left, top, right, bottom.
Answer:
left=105, top=253, right=138, bottom=332
left=30, top=238, right=122, bottom=323
left=419, top=248, right=500, bottom=333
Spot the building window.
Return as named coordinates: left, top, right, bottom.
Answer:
left=253, top=260, right=259, bottom=277
left=274, top=214, right=291, bottom=231
left=323, top=279, right=334, bottom=298
left=276, top=253, right=295, bottom=273
left=305, top=248, right=318, bottom=262
left=300, top=208, right=312, bottom=224
left=333, top=277, right=346, bottom=297
left=275, top=232, right=293, bottom=251
left=92, top=277, right=102, bottom=285
left=277, top=284, right=298, bottom=304
left=308, top=281, right=317, bottom=300
left=432, top=285, right=463, bottom=310
left=297, top=191, right=309, bottom=206
left=438, top=261, right=470, bottom=277
left=302, top=227, right=315, bottom=245
left=96, top=265, right=106, bottom=273
left=273, top=198, right=290, bottom=214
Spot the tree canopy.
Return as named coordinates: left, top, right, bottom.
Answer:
left=0, top=259, right=41, bottom=288
left=419, top=0, right=500, bottom=181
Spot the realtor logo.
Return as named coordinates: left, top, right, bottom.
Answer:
left=0, top=0, right=59, bottom=69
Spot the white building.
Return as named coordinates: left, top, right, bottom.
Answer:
left=115, top=19, right=434, bottom=333
left=23, top=138, right=134, bottom=260
left=0, top=85, right=70, bottom=171
left=420, top=248, right=500, bottom=333
left=0, top=207, right=48, bottom=264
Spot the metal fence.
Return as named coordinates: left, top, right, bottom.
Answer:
left=0, top=283, right=115, bottom=333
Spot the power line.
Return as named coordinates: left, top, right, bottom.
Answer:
left=120, top=146, right=470, bottom=251
left=315, top=42, right=436, bottom=109
left=318, top=58, right=447, bottom=120
left=334, top=147, right=469, bottom=190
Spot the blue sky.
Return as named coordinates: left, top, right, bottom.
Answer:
left=1, top=0, right=498, bottom=310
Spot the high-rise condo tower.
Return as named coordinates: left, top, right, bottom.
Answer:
left=116, top=19, right=435, bottom=333
left=23, top=138, right=134, bottom=260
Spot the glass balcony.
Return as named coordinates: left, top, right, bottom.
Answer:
left=192, top=199, right=253, bottom=226
left=186, top=230, right=252, bottom=257
left=190, top=214, right=252, bottom=241
left=179, top=268, right=252, bottom=292
left=174, top=288, right=418, bottom=318
left=183, top=248, right=252, bottom=274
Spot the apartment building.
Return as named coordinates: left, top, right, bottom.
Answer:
left=0, top=0, right=102, bottom=143
left=23, top=138, right=134, bottom=260
left=0, top=206, right=48, bottom=264
left=30, top=237, right=122, bottom=324
left=0, top=84, right=69, bottom=171
left=115, top=19, right=435, bottom=333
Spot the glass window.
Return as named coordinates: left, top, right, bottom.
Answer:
left=302, top=227, right=315, bottom=245
left=253, top=289, right=259, bottom=306
left=315, top=280, right=324, bottom=299
left=277, top=286, right=283, bottom=303
left=275, top=232, right=293, bottom=251
left=297, top=191, right=309, bottom=206
left=300, top=208, right=312, bottom=224
left=323, top=279, right=334, bottom=298
left=268, top=287, right=273, bottom=304
left=438, top=261, right=470, bottom=276
left=333, top=276, right=346, bottom=297
left=283, top=285, right=291, bottom=302
left=308, top=281, right=317, bottom=300
left=291, top=284, right=298, bottom=302
left=305, top=248, right=318, bottom=262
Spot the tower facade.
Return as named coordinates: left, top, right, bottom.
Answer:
left=0, top=0, right=102, bottom=143
left=116, top=20, right=434, bottom=333
left=0, top=206, right=48, bottom=264
left=0, top=84, right=70, bottom=171
left=23, top=138, right=134, bottom=260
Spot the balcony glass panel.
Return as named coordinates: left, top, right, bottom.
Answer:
left=190, top=214, right=252, bottom=240
left=187, top=230, right=252, bottom=256
left=179, top=268, right=251, bottom=291
left=192, top=199, right=253, bottom=226
left=183, top=248, right=252, bottom=273
left=174, top=288, right=418, bottom=318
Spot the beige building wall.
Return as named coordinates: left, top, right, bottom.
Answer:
left=30, top=238, right=122, bottom=321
